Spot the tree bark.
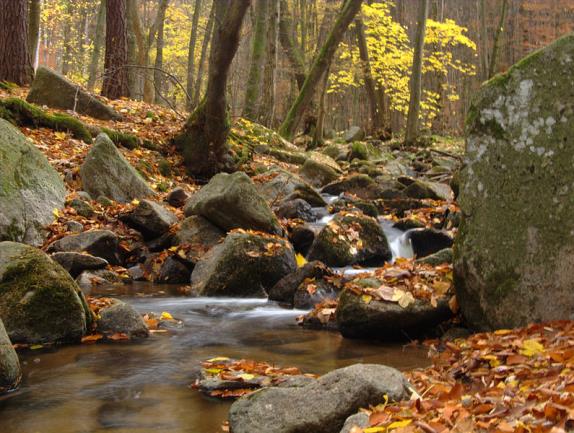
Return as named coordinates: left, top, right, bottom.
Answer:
left=153, top=0, right=169, bottom=104
left=102, top=0, right=129, bottom=100
left=488, top=0, right=509, bottom=79
left=186, top=0, right=202, bottom=110
left=192, top=2, right=215, bottom=107
left=0, top=0, right=33, bottom=86
left=174, top=0, right=251, bottom=179
left=243, top=0, right=269, bottom=120
left=279, top=0, right=363, bottom=140
left=27, top=0, right=41, bottom=70
left=259, top=0, right=279, bottom=126
left=278, top=0, right=306, bottom=90
left=478, top=0, right=489, bottom=81
left=87, top=0, right=107, bottom=91
left=405, top=0, right=429, bottom=145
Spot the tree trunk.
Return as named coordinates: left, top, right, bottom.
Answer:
left=405, top=0, right=429, bottom=146
left=243, top=0, right=269, bottom=120
left=259, top=0, right=279, bottom=126
left=488, top=0, right=508, bottom=79
left=478, top=0, right=489, bottom=81
left=87, top=0, right=107, bottom=91
left=192, top=2, right=215, bottom=107
left=279, top=0, right=363, bottom=140
left=102, top=0, right=129, bottom=100
left=355, top=16, right=382, bottom=133
left=153, top=0, right=169, bottom=104
left=61, top=1, right=74, bottom=76
left=278, top=0, right=306, bottom=90
left=126, top=0, right=138, bottom=98
left=0, top=0, right=33, bottom=86
left=186, top=0, right=202, bottom=110
left=174, top=0, right=251, bottom=179
left=28, top=0, right=41, bottom=70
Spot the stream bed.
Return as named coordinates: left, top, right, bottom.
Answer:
left=0, top=284, right=430, bottom=433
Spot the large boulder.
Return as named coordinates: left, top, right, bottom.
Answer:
left=184, top=172, right=282, bottom=235
left=229, top=364, right=410, bottom=433
left=0, top=119, right=66, bottom=246
left=46, top=230, right=121, bottom=265
left=80, top=133, right=155, bottom=203
left=121, top=199, right=178, bottom=240
left=0, top=242, right=88, bottom=343
left=299, top=158, right=340, bottom=188
left=0, top=317, right=21, bottom=394
left=336, top=289, right=452, bottom=340
left=455, top=34, right=574, bottom=330
left=190, top=232, right=297, bottom=297
left=27, top=66, right=121, bottom=121
left=307, top=212, right=391, bottom=267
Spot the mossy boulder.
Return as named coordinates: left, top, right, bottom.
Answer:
left=0, top=242, right=88, bottom=344
left=307, top=212, right=391, bottom=267
left=80, top=133, right=155, bottom=203
left=190, top=232, right=297, bottom=297
left=322, top=174, right=384, bottom=200
left=0, top=119, right=66, bottom=246
left=184, top=172, right=282, bottom=235
left=299, top=158, right=340, bottom=188
left=0, top=317, right=21, bottom=394
left=27, top=66, right=121, bottom=121
left=455, top=33, right=574, bottom=330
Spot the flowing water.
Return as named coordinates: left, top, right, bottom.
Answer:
left=0, top=286, right=430, bottom=433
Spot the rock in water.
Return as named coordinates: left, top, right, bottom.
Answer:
left=455, top=34, right=574, bottom=330
left=0, top=242, right=88, bottom=344
left=184, top=172, right=282, bottom=235
left=96, top=299, right=149, bottom=339
left=27, top=66, right=121, bottom=121
left=80, top=133, right=155, bottom=203
left=191, top=232, right=296, bottom=297
left=0, top=317, right=21, bottom=394
left=0, top=119, right=66, bottom=246
left=229, top=364, right=410, bottom=433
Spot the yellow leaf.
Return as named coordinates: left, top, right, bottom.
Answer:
left=204, top=368, right=222, bottom=375
left=363, top=428, right=386, bottom=433
left=30, top=344, right=44, bottom=350
left=238, top=373, right=256, bottom=381
left=392, top=289, right=415, bottom=308
left=296, top=253, right=307, bottom=267
left=206, top=357, right=230, bottom=362
left=387, top=420, right=412, bottom=430
left=52, top=208, right=60, bottom=218
left=520, top=339, right=545, bottom=357
left=361, top=294, right=373, bottom=304
left=160, top=311, right=174, bottom=320
left=131, top=199, right=140, bottom=206
left=54, top=131, right=67, bottom=140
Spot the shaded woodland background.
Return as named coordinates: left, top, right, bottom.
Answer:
left=31, top=0, right=574, bottom=136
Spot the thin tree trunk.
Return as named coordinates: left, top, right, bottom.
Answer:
left=174, top=0, right=251, bottom=178
left=278, top=0, right=306, bottom=90
left=186, top=0, right=202, bottom=109
left=478, top=0, right=489, bottom=81
left=153, top=0, right=169, bottom=104
left=87, top=0, right=106, bottom=91
left=355, top=16, right=381, bottom=133
left=259, top=0, right=279, bottom=126
left=0, top=0, right=33, bottom=85
left=140, top=0, right=169, bottom=102
left=243, top=0, right=269, bottom=120
left=192, top=2, right=215, bottom=107
left=488, top=0, right=508, bottom=79
left=126, top=0, right=138, bottom=97
left=405, top=0, right=429, bottom=145
left=28, top=0, right=41, bottom=70
left=279, top=0, right=363, bottom=140
left=102, top=0, right=129, bottom=100
left=61, top=1, right=74, bottom=75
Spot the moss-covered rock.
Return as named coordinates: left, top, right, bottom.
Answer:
left=190, top=232, right=297, bottom=297
left=307, top=212, right=391, bottom=267
left=0, top=119, right=66, bottom=246
left=455, top=33, right=574, bottom=330
left=0, top=317, right=20, bottom=394
left=0, top=242, right=88, bottom=344
left=299, top=158, right=340, bottom=188
left=322, top=174, right=385, bottom=200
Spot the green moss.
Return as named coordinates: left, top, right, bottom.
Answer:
left=101, top=127, right=138, bottom=150
left=158, top=159, right=172, bottom=177
left=0, top=98, right=92, bottom=143
left=350, top=142, right=369, bottom=160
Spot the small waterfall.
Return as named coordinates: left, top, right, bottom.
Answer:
left=379, top=219, right=415, bottom=260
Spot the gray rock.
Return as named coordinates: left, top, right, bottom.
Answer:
left=322, top=174, right=384, bottom=200
left=191, top=232, right=297, bottom=297
left=268, top=261, right=335, bottom=306
left=184, top=172, right=282, bottom=235
left=121, top=199, right=178, bottom=240
left=0, top=119, right=66, bottom=246
left=27, top=66, right=121, bottom=120
left=408, top=229, right=453, bottom=258
left=257, top=169, right=326, bottom=207
left=455, top=33, right=574, bottom=330
left=415, top=248, right=453, bottom=266
left=166, top=187, right=189, bottom=208
left=0, top=318, right=21, bottom=394
left=65, top=220, right=84, bottom=233
left=69, top=198, right=94, bottom=218
left=51, top=252, right=108, bottom=278
left=404, top=179, right=453, bottom=201
left=76, top=269, right=123, bottom=289
left=307, top=212, right=391, bottom=267
left=80, top=133, right=155, bottom=203
left=229, top=364, right=410, bottom=433
left=275, top=198, right=316, bottom=222
left=339, top=413, right=370, bottom=433
left=173, top=215, right=225, bottom=252
left=46, top=230, right=121, bottom=265
left=299, top=158, right=340, bottom=188
left=336, top=289, right=452, bottom=340
left=344, top=126, right=366, bottom=142
left=0, top=242, right=88, bottom=344
left=157, top=256, right=192, bottom=284
left=96, top=299, right=149, bottom=339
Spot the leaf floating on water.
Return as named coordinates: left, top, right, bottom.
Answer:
left=160, top=311, right=174, bottom=320
left=206, top=356, right=230, bottom=363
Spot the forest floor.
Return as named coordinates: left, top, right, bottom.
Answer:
left=1, top=86, right=571, bottom=433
